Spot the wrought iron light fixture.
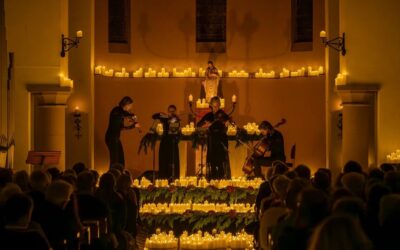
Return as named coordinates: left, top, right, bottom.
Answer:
left=320, top=30, right=346, bottom=56
left=60, top=30, right=83, bottom=57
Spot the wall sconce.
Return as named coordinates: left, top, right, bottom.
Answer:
left=60, top=30, right=83, bottom=57
left=73, top=106, right=82, bottom=139
left=320, top=30, right=346, bottom=56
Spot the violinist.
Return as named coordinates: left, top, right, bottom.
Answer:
left=253, top=121, right=286, bottom=178
left=152, top=105, right=180, bottom=180
left=105, top=96, right=141, bottom=168
left=197, top=96, right=231, bottom=179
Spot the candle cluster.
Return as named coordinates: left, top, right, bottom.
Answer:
left=181, top=123, right=196, bottom=136
left=173, top=68, right=196, bottom=77
left=386, top=149, right=400, bottom=162
left=140, top=202, right=254, bottom=214
left=198, top=68, right=206, bottom=77
left=144, top=231, right=178, bottom=250
left=179, top=230, right=254, bottom=250
left=145, top=68, right=158, bottom=78
left=226, top=124, right=237, bottom=136
left=133, top=177, right=262, bottom=189
left=243, top=123, right=261, bottom=135
left=228, top=70, right=249, bottom=78
left=59, top=73, right=74, bottom=88
left=255, top=69, right=276, bottom=78
left=115, top=68, right=129, bottom=78
left=335, top=73, right=347, bottom=85
left=133, top=68, right=144, bottom=77
left=157, top=68, right=170, bottom=78
left=94, top=65, right=114, bottom=76
left=308, top=66, right=324, bottom=76
left=290, top=67, right=306, bottom=77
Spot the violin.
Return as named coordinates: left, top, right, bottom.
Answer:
left=123, top=111, right=142, bottom=133
left=242, top=119, right=286, bottom=175
left=202, top=109, right=233, bottom=129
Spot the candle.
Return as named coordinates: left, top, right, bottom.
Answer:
left=232, top=95, right=237, bottom=103
left=319, top=30, right=326, bottom=38
left=76, top=30, right=83, bottom=38
left=189, top=94, right=193, bottom=102
left=318, top=66, right=324, bottom=74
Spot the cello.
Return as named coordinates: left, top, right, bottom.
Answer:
left=241, top=119, right=286, bottom=175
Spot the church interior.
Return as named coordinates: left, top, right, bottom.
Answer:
left=0, top=0, right=400, bottom=249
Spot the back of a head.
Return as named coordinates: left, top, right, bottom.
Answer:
left=0, top=167, right=13, bottom=188
left=272, top=175, right=291, bottom=199
left=312, top=170, right=331, bottom=191
left=98, top=173, right=116, bottom=192
left=308, top=215, right=372, bottom=250
left=366, top=183, right=391, bottom=210
left=272, top=162, right=289, bottom=176
left=333, top=197, right=366, bottom=220
left=46, top=167, right=61, bottom=181
left=384, top=171, right=400, bottom=193
left=110, top=163, right=124, bottom=173
left=3, top=193, right=33, bottom=225
left=298, top=188, right=329, bottom=227
left=368, top=168, right=384, bottom=181
left=380, top=163, right=395, bottom=173
left=343, top=161, right=363, bottom=174
left=379, top=194, right=400, bottom=226
left=13, top=170, right=30, bottom=192
left=341, top=172, right=366, bottom=198
left=45, top=180, right=73, bottom=207
left=117, top=174, right=132, bottom=192
left=0, top=183, right=22, bottom=204
left=77, top=171, right=95, bottom=192
left=285, top=177, right=309, bottom=210
left=72, top=162, right=86, bottom=175
left=108, top=168, right=122, bottom=181
left=294, top=164, right=311, bottom=180
left=30, top=170, right=50, bottom=192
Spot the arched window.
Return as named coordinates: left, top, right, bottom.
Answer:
left=291, top=0, right=313, bottom=51
left=196, top=0, right=226, bottom=53
left=108, top=0, right=131, bottom=53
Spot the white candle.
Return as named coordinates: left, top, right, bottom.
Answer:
left=76, top=30, right=83, bottom=38
left=319, top=30, right=326, bottom=38
left=189, top=94, right=193, bottom=102
left=232, top=95, right=237, bottom=103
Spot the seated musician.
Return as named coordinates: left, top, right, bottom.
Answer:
left=253, top=121, right=286, bottom=178
left=197, top=96, right=231, bottom=180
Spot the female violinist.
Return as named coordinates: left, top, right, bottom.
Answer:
left=105, top=96, right=141, bottom=168
left=251, top=121, right=286, bottom=178
left=197, top=96, right=231, bottom=179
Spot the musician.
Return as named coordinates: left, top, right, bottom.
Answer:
left=197, top=96, right=231, bottom=179
left=253, top=121, right=286, bottom=178
left=105, top=96, right=140, bottom=168
left=152, top=105, right=180, bottom=180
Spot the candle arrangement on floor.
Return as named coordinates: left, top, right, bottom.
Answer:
left=181, top=123, right=196, bottom=136
left=140, top=202, right=254, bottom=214
left=144, top=230, right=254, bottom=250
left=243, top=123, right=261, bottom=135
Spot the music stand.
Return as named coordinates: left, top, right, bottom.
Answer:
left=26, top=151, right=61, bottom=171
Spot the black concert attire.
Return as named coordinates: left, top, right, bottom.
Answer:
left=105, top=106, right=137, bottom=168
left=152, top=113, right=180, bottom=179
left=197, top=109, right=231, bottom=179
left=253, top=129, right=286, bottom=178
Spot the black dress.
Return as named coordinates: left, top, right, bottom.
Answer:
left=197, top=110, right=231, bottom=179
left=105, top=106, right=136, bottom=168
left=152, top=113, right=180, bottom=179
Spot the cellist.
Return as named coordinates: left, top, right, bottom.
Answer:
left=253, top=121, right=286, bottom=178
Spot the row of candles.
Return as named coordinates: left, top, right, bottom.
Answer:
left=335, top=72, right=347, bottom=85
left=144, top=230, right=254, bottom=250
left=94, top=65, right=323, bottom=79
left=140, top=202, right=254, bottom=214
left=134, top=177, right=263, bottom=189
left=59, top=73, right=74, bottom=88
left=386, top=149, right=400, bottom=162
left=195, top=98, right=226, bottom=109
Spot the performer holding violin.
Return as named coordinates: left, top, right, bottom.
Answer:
left=197, top=96, right=231, bottom=179
left=152, top=105, right=180, bottom=180
left=251, top=120, right=286, bottom=178
left=105, top=96, right=141, bottom=168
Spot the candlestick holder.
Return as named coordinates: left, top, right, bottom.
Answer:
left=320, top=32, right=346, bottom=56
left=60, top=33, right=83, bottom=57
left=73, top=109, right=82, bottom=139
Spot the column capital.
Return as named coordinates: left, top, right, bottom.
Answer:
left=336, top=83, right=380, bottom=105
left=26, top=84, right=72, bottom=105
